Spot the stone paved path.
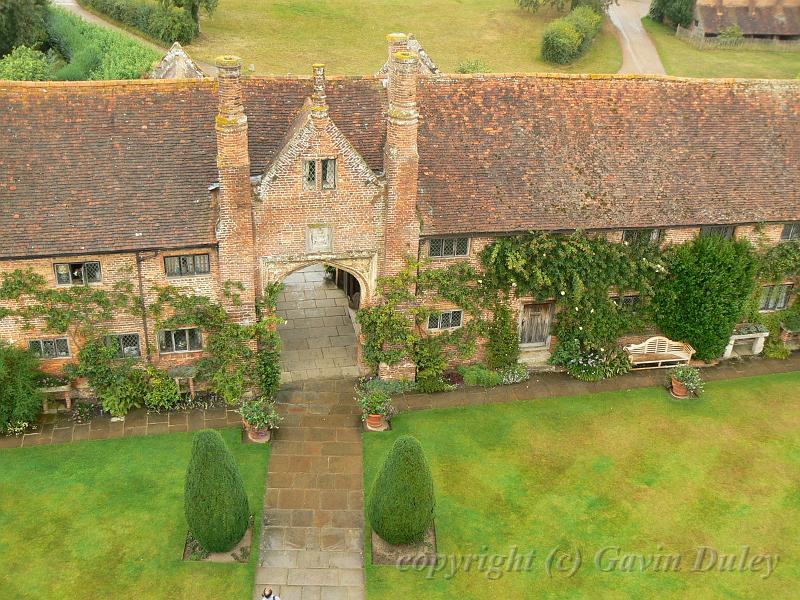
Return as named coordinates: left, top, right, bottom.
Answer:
left=277, top=265, right=361, bottom=383
left=255, top=378, right=365, bottom=600
left=0, top=405, right=242, bottom=449
left=609, top=0, right=667, bottom=74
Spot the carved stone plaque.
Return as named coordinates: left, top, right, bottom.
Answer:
left=306, top=224, right=332, bottom=253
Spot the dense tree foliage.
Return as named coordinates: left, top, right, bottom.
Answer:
left=0, top=45, right=49, bottom=80
left=0, top=0, right=49, bottom=57
left=184, top=429, right=250, bottom=552
left=653, top=234, right=758, bottom=361
left=369, top=435, right=435, bottom=545
left=649, top=0, right=695, bottom=28
left=0, top=343, right=44, bottom=433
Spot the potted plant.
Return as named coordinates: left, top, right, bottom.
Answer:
left=668, top=365, right=704, bottom=399
left=238, top=398, right=282, bottom=443
left=356, top=388, right=395, bottom=431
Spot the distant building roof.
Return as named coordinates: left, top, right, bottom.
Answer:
left=695, top=0, right=800, bottom=36
left=150, top=42, right=206, bottom=79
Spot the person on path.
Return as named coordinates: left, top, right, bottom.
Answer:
left=262, top=588, right=281, bottom=600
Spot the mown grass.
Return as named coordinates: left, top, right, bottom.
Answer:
left=363, top=372, right=800, bottom=599
left=0, top=428, right=269, bottom=600
left=188, top=0, right=622, bottom=75
left=643, top=17, right=800, bottom=79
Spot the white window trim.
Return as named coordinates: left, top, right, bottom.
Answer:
left=104, top=333, right=143, bottom=359
left=427, top=237, right=470, bottom=259
left=427, top=309, right=464, bottom=331
left=759, top=283, right=793, bottom=313
left=164, top=254, right=211, bottom=278
left=158, top=328, right=204, bottom=354
left=29, top=337, right=71, bottom=360
left=53, top=261, right=102, bottom=287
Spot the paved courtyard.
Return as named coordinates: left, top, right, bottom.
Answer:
left=277, top=265, right=361, bottom=383
left=256, top=378, right=365, bottom=600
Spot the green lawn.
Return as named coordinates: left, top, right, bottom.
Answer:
left=189, top=0, right=621, bottom=75
left=0, top=428, right=269, bottom=600
left=363, top=372, right=800, bottom=599
left=643, top=17, right=800, bottom=79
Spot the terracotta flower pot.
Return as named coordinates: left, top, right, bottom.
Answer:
left=243, top=420, right=271, bottom=444
left=671, top=376, right=689, bottom=398
left=366, top=413, right=385, bottom=430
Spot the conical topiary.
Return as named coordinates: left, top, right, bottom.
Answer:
left=184, top=429, right=250, bottom=552
left=368, top=434, right=435, bottom=545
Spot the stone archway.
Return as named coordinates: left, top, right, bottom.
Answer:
left=265, top=256, right=374, bottom=383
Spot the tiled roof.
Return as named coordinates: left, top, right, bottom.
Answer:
left=416, top=74, right=800, bottom=235
left=695, top=0, right=800, bottom=36
left=0, top=77, right=386, bottom=259
left=1, top=73, right=798, bottom=258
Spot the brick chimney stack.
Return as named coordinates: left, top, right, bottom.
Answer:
left=311, top=63, right=328, bottom=119
left=382, top=42, right=420, bottom=277
left=215, top=55, right=257, bottom=323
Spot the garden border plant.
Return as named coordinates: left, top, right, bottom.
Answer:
left=0, top=268, right=282, bottom=419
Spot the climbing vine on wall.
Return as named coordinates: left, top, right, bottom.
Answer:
left=0, top=269, right=281, bottom=414
left=480, top=231, right=666, bottom=368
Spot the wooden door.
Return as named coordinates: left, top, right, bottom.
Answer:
left=519, top=303, right=552, bottom=345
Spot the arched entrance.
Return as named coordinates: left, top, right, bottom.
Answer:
left=274, top=263, right=367, bottom=383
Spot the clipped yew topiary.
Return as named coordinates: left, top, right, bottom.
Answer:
left=184, top=429, right=249, bottom=552
left=369, top=435, right=435, bottom=545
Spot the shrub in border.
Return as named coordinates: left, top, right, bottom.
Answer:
left=184, top=429, right=250, bottom=552
left=369, top=435, right=435, bottom=545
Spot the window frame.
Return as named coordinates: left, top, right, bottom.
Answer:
left=28, top=337, right=70, bottom=359
left=428, top=237, right=470, bottom=259
left=321, top=158, right=337, bottom=190
left=610, top=294, right=642, bottom=308
left=700, top=225, right=736, bottom=240
left=622, top=228, right=663, bottom=245
left=164, top=253, right=211, bottom=278
left=427, top=309, right=464, bottom=331
left=158, top=327, right=203, bottom=354
left=759, top=284, right=793, bottom=312
left=54, top=261, right=102, bottom=286
left=781, top=222, right=800, bottom=242
left=104, top=333, right=142, bottom=359
left=303, top=159, right=317, bottom=190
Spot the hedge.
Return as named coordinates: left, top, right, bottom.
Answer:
left=369, top=435, right=435, bottom=545
left=541, top=7, right=602, bottom=64
left=47, top=7, right=160, bottom=80
left=0, top=343, right=44, bottom=433
left=81, top=0, right=195, bottom=44
left=184, top=429, right=250, bottom=552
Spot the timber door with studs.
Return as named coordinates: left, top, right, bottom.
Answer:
left=519, top=302, right=553, bottom=346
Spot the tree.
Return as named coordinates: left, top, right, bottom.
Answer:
left=0, top=343, right=44, bottom=433
left=0, top=45, right=49, bottom=81
left=162, top=0, right=218, bottom=31
left=369, top=435, right=435, bottom=545
left=184, top=429, right=250, bottom=552
left=0, top=0, right=49, bottom=57
left=649, top=0, right=695, bottom=28
left=653, top=234, right=758, bottom=361
left=518, top=0, right=613, bottom=14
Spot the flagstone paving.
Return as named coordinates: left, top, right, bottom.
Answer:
left=277, top=265, right=361, bottom=384
left=255, top=377, right=365, bottom=600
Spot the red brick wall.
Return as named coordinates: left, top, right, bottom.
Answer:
left=0, top=248, right=221, bottom=375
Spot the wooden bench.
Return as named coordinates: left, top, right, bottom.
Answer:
left=624, top=336, right=695, bottom=369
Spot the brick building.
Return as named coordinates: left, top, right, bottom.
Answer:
left=1, top=34, right=799, bottom=380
